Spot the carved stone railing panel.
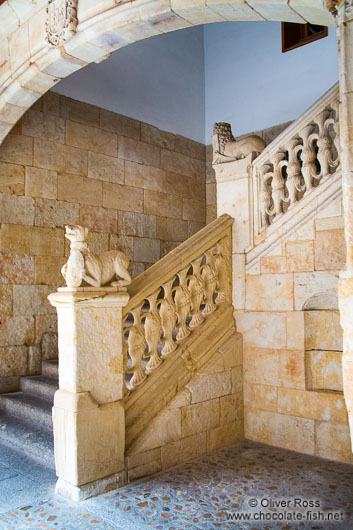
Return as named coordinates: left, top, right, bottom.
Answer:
left=123, top=215, right=233, bottom=392
left=253, top=83, right=340, bottom=234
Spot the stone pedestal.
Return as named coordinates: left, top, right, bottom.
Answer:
left=48, top=288, right=129, bottom=500
left=213, top=154, right=254, bottom=309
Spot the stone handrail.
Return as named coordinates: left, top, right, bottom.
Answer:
left=253, top=82, right=340, bottom=235
left=123, top=214, right=233, bottom=391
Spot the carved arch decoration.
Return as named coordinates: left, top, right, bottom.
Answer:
left=0, top=0, right=335, bottom=145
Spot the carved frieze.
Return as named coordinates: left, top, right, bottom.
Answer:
left=46, top=0, right=78, bottom=48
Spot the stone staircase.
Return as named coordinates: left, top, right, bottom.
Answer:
left=0, top=360, right=58, bottom=467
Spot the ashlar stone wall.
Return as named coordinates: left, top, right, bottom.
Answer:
left=236, top=196, right=351, bottom=464
left=0, top=92, right=206, bottom=392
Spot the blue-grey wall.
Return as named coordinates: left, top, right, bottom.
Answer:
left=52, top=21, right=338, bottom=144
left=53, top=26, right=206, bottom=143
left=204, top=21, right=338, bottom=142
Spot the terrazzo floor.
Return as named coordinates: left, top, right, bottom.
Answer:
left=1, top=440, right=353, bottom=529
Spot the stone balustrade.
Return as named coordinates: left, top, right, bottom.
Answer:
left=123, top=214, right=232, bottom=392
left=253, top=83, right=340, bottom=233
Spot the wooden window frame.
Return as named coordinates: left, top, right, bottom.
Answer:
left=282, top=22, right=328, bottom=53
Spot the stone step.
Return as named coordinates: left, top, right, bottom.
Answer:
left=20, top=376, right=58, bottom=402
left=0, top=393, right=53, bottom=432
left=41, top=359, right=58, bottom=380
left=0, top=414, right=54, bottom=467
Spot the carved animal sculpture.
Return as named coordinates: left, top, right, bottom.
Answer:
left=213, top=122, right=265, bottom=164
left=61, top=225, right=132, bottom=288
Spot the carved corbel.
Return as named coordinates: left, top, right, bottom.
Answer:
left=46, top=0, right=78, bottom=48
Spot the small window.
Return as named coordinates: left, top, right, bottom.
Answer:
left=282, top=22, right=328, bottom=53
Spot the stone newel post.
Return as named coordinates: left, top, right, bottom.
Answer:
left=337, top=1, right=353, bottom=450
left=48, top=287, right=129, bottom=501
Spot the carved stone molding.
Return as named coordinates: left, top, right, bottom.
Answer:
left=335, top=0, right=353, bottom=22
left=46, top=0, right=78, bottom=48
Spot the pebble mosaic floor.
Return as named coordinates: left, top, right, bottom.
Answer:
left=1, top=440, right=353, bottom=529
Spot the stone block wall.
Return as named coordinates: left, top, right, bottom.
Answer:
left=0, top=92, right=206, bottom=390
left=235, top=196, right=351, bottom=464
left=125, top=333, right=243, bottom=482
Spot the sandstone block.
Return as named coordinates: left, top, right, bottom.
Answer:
left=79, top=205, right=117, bottom=234
left=35, top=314, right=57, bottom=343
left=161, top=149, right=204, bottom=179
left=144, top=189, right=182, bottom=219
left=231, top=366, right=242, bottom=393
left=199, top=351, right=225, bottom=375
left=277, top=387, right=348, bottom=424
left=0, top=285, right=12, bottom=315
left=261, top=256, right=287, bottom=274
left=0, top=134, right=33, bottom=165
left=186, top=371, right=232, bottom=403
left=0, top=252, right=34, bottom=284
left=130, top=262, right=145, bottom=277
left=156, top=216, right=188, bottom=242
left=118, top=211, right=156, bottom=239
left=168, top=172, right=205, bottom=201
left=174, top=135, right=205, bottom=160
left=41, top=331, right=58, bottom=360
left=100, top=109, right=140, bottom=140
left=286, top=241, right=314, bottom=272
left=0, top=162, right=25, bottom=195
left=236, top=311, right=287, bottom=349
left=127, top=447, right=161, bottom=470
left=22, top=109, right=65, bottom=143
left=206, top=421, right=243, bottom=453
left=246, top=274, right=293, bottom=311
left=304, top=310, right=342, bottom=351
left=183, top=198, right=205, bottom=223
left=161, top=432, right=207, bottom=470
left=160, top=241, right=179, bottom=257
left=28, top=344, right=41, bottom=375
left=206, top=182, right=216, bottom=205
left=244, top=347, right=279, bottom=386
left=25, top=167, right=57, bottom=200
left=294, top=271, right=339, bottom=310
left=244, top=383, right=277, bottom=412
left=219, top=333, right=243, bottom=368
left=109, top=235, right=134, bottom=260
left=8, top=23, right=30, bottom=77
left=245, top=408, right=315, bottom=455
left=0, top=193, right=35, bottom=225
left=125, top=160, right=167, bottom=192
left=87, top=151, right=124, bottom=184
left=307, top=350, right=343, bottom=392
left=168, top=389, right=192, bottom=409
left=103, top=182, right=143, bottom=212
left=128, top=460, right=161, bottom=482
left=317, top=197, right=342, bottom=219
left=315, top=230, right=346, bottom=271
left=0, top=225, right=64, bottom=256
left=118, top=136, right=160, bottom=167
left=206, top=204, right=217, bottom=224
left=220, top=393, right=243, bottom=424
left=13, top=285, right=56, bottom=316
left=182, top=399, right=220, bottom=437
left=133, top=238, right=160, bottom=263
left=35, top=198, right=80, bottom=228
left=130, top=408, right=182, bottom=454
left=0, top=346, right=28, bottom=376
left=188, top=221, right=204, bottom=238
left=286, top=311, right=305, bottom=350
left=43, top=92, right=61, bottom=116
left=58, top=174, right=102, bottom=207
left=66, top=120, right=117, bottom=157
left=141, top=123, right=175, bottom=150
left=33, top=139, right=87, bottom=176
left=35, top=255, right=66, bottom=286
left=279, top=349, right=306, bottom=390
left=0, top=316, right=35, bottom=347
left=316, top=422, right=353, bottom=464
left=60, top=96, right=100, bottom=128
left=316, top=216, right=344, bottom=231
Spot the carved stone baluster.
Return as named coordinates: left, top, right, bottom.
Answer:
left=201, top=249, right=218, bottom=315
left=214, top=237, right=231, bottom=305
left=270, top=151, right=286, bottom=220
left=188, top=258, right=205, bottom=328
left=259, top=164, right=272, bottom=230
left=315, top=109, right=333, bottom=178
left=159, top=280, right=177, bottom=358
left=127, top=307, right=146, bottom=389
left=174, top=267, right=192, bottom=341
left=144, top=291, right=162, bottom=374
left=300, top=124, right=318, bottom=194
left=330, top=99, right=340, bottom=169
left=284, top=138, right=302, bottom=208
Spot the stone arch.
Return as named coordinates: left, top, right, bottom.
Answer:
left=0, top=0, right=336, bottom=145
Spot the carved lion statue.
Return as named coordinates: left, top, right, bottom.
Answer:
left=61, top=225, right=132, bottom=288
left=212, top=122, right=266, bottom=164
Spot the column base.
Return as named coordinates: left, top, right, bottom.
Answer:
left=55, top=470, right=127, bottom=501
